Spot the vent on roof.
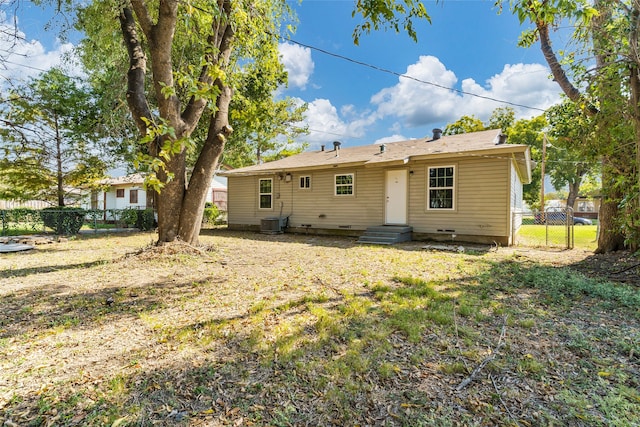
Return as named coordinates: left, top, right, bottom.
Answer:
left=496, top=134, right=508, bottom=145
left=333, top=141, right=342, bottom=150
left=432, top=128, right=443, bottom=140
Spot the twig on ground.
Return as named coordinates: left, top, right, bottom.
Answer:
left=611, top=262, right=640, bottom=275
left=452, top=299, right=470, bottom=372
left=489, top=373, right=521, bottom=426
left=456, top=315, right=507, bottom=392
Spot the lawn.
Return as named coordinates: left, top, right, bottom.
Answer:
left=0, top=230, right=638, bottom=426
left=517, top=225, right=599, bottom=250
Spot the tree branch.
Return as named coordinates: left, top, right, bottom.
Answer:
left=118, top=6, right=152, bottom=135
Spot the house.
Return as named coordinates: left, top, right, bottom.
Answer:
left=219, top=129, right=532, bottom=245
left=91, top=173, right=148, bottom=210
left=92, top=173, right=227, bottom=212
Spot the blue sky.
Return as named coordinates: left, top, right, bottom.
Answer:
left=1, top=0, right=565, bottom=150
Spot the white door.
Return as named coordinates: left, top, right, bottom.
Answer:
left=385, top=170, right=408, bottom=224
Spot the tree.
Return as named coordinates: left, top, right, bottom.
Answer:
left=443, top=115, right=485, bottom=135
left=0, top=67, right=107, bottom=206
left=505, top=115, right=548, bottom=209
left=222, top=66, right=308, bottom=168
left=488, top=107, right=515, bottom=131
left=501, top=0, right=637, bottom=252
left=76, top=0, right=293, bottom=245
left=545, top=101, right=600, bottom=211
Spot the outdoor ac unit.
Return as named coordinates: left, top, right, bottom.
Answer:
left=260, top=217, right=285, bottom=234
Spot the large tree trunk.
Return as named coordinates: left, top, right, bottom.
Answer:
left=539, top=3, right=625, bottom=252
left=596, top=160, right=626, bottom=253
left=178, top=89, right=233, bottom=244
left=566, top=180, right=580, bottom=211
left=119, top=0, right=235, bottom=245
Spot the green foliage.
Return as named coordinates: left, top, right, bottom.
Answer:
left=505, top=115, right=548, bottom=209
left=443, top=115, right=485, bottom=135
left=41, top=207, right=86, bottom=235
left=135, top=209, right=156, bottom=231
left=1, top=209, right=44, bottom=235
left=352, top=0, right=431, bottom=45
left=515, top=265, right=640, bottom=309
left=203, top=204, right=220, bottom=224
left=0, top=67, right=109, bottom=206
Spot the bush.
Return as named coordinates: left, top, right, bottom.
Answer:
left=41, top=207, right=86, bottom=235
left=135, top=209, right=156, bottom=231
left=203, top=205, right=220, bottom=224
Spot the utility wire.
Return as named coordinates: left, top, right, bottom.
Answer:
left=280, top=35, right=548, bottom=113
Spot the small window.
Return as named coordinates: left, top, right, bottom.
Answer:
left=130, top=189, right=138, bottom=204
left=428, top=166, right=455, bottom=209
left=116, top=188, right=125, bottom=198
left=335, top=174, right=354, bottom=196
left=259, top=178, right=272, bottom=209
left=299, top=176, right=311, bottom=189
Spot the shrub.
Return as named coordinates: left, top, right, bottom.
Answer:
left=41, top=207, right=86, bottom=235
left=135, top=209, right=156, bottom=231
left=203, top=205, right=220, bottom=224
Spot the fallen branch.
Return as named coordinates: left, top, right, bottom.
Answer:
left=490, top=373, right=521, bottom=426
left=456, top=315, right=507, bottom=392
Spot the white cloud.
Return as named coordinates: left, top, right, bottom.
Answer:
left=279, top=42, right=314, bottom=90
left=371, top=56, right=460, bottom=127
left=374, top=134, right=408, bottom=144
left=371, top=56, right=561, bottom=128
left=0, top=15, right=75, bottom=85
left=294, top=98, right=378, bottom=149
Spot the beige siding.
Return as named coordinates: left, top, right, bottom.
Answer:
left=408, top=157, right=510, bottom=237
left=228, top=156, right=515, bottom=241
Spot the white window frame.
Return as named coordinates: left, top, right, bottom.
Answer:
left=427, top=165, right=455, bottom=210
left=299, top=175, right=311, bottom=189
left=334, top=173, right=355, bottom=196
left=258, top=178, right=273, bottom=210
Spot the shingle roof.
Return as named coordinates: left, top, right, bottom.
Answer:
left=100, top=173, right=146, bottom=186
left=220, top=129, right=530, bottom=178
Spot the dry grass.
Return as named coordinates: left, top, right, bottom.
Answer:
left=0, top=230, right=638, bottom=426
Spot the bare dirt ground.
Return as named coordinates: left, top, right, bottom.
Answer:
left=0, top=230, right=638, bottom=426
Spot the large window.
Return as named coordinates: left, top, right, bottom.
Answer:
left=335, top=174, right=354, bottom=196
left=428, top=166, right=455, bottom=209
left=259, top=178, right=273, bottom=209
left=130, top=189, right=138, bottom=204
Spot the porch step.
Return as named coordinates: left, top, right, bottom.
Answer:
left=357, top=225, right=413, bottom=245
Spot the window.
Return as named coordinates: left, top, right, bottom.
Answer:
left=130, top=189, right=138, bottom=204
left=299, top=176, right=311, bottom=189
left=428, top=166, right=455, bottom=209
left=259, top=178, right=272, bottom=209
left=116, top=189, right=125, bottom=198
left=335, top=174, right=354, bottom=196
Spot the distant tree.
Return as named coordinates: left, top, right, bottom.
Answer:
left=505, top=115, right=548, bottom=209
left=545, top=101, right=600, bottom=211
left=222, top=66, right=308, bottom=168
left=0, top=67, right=108, bottom=206
left=443, top=115, right=484, bottom=135
left=488, top=107, right=515, bottom=131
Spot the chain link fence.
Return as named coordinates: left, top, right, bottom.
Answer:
left=513, top=208, right=576, bottom=249
left=1, top=208, right=155, bottom=236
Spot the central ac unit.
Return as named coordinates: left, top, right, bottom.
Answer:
left=260, top=217, right=285, bottom=234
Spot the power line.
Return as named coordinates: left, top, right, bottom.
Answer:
left=279, top=35, right=548, bottom=113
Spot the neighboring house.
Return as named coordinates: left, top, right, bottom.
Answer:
left=92, top=173, right=148, bottom=211
left=220, top=129, right=532, bottom=245
left=92, top=172, right=227, bottom=213
left=207, top=176, right=228, bottom=212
